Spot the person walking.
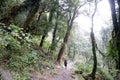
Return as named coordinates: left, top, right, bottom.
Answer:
left=64, top=59, right=67, bottom=69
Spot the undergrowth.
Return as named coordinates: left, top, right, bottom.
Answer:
left=73, top=61, right=114, bottom=80
left=0, top=23, right=54, bottom=79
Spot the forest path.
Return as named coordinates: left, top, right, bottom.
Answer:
left=29, top=62, right=77, bottom=80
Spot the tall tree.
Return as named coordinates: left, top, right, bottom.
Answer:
left=109, top=0, right=120, bottom=70
left=89, top=0, right=97, bottom=79
left=56, top=1, right=79, bottom=63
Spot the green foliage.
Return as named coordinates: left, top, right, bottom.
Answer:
left=43, top=40, right=51, bottom=49
left=97, top=67, right=115, bottom=80
left=0, top=23, right=31, bottom=49
left=13, top=12, right=27, bottom=26
left=73, top=61, right=115, bottom=80
left=0, top=23, right=55, bottom=79
left=106, top=38, right=118, bottom=68
left=12, top=71, right=29, bottom=80
left=106, top=39, right=118, bottom=59
left=8, top=50, right=38, bottom=70
left=0, top=0, right=16, bottom=17
left=74, top=61, right=92, bottom=73
left=0, top=23, right=33, bottom=69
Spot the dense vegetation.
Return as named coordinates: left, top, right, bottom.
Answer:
left=0, top=0, right=120, bottom=80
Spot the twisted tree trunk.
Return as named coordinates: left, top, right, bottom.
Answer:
left=57, top=6, right=77, bottom=63
left=90, top=0, right=97, bottom=79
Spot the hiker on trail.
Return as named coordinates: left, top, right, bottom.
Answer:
left=64, top=59, right=67, bottom=69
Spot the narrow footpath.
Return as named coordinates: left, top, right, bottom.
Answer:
left=29, top=63, right=77, bottom=80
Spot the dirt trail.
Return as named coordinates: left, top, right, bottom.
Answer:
left=29, top=62, right=77, bottom=80
left=51, top=65, right=74, bottom=80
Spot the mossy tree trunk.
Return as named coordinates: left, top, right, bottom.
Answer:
left=57, top=6, right=77, bottom=63
left=109, top=0, right=120, bottom=70
left=90, top=0, right=97, bottom=79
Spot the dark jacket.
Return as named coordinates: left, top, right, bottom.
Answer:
left=64, top=59, right=67, bottom=67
